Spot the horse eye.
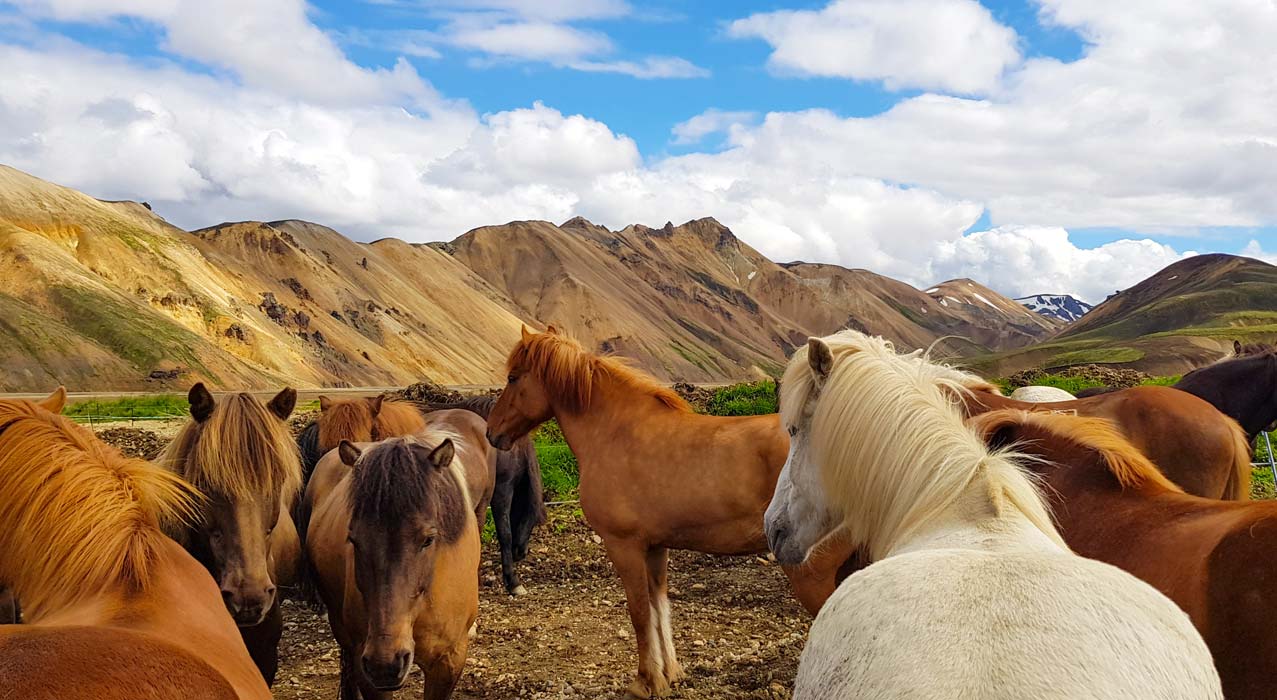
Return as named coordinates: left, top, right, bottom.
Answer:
left=507, top=374, right=518, bottom=384
left=420, top=535, right=436, bottom=551
left=209, top=529, right=223, bottom=542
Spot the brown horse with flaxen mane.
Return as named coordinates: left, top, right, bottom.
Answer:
left=969, top=408, right=1277, bottom=700
left=485, top=327, right=848, bottom=698
left=0, top=387, right=270, bottom=699
left=158, top=383, right=302, bottom=685
left=923, top=361, right=1252, bottom=499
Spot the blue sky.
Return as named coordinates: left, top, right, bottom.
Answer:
left=0, top=0, right=1274, bottom=302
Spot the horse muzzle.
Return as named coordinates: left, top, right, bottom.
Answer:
left=221, top=585, right=277, bottom=627
left=362, top=650, right=413, bottom=691
left=486, top=428, right=512, bottom=451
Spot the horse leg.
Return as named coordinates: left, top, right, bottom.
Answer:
left=645, top=547, right=683, bottom=686
left=419, top=647, right=467, bottom=700
left=491, top=483, right=524, bottom=595
left=0, top=586, right=18, bottom=624
left=603, top=538, right=669, bottom=698
left=338, top=644, right=363, bottom=700
left=241, top=601, right=283, bottom=685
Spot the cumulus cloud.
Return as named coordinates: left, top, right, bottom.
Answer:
left=1241, top=240, right=1277, bottom=265
left=926, top=226, right=1195, bottom=303
left=728, top=0, right=1020, bottom=94
left=671, top=109, right=758, bottom=145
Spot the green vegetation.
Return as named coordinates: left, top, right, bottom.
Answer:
left=63, top=394, right=190, bottom=420
left=703, top=380, right=777, bottom=416
left=994, top=372, right=1180, bottom=395
left=1048, top=347, right=1144, bottom=367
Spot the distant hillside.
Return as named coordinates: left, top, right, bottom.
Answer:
left=0, top=165, right=1060, bottom=391
left=1016, top=294, right=1093, bottom=323
left=968, top=254, right=1277, bottom=376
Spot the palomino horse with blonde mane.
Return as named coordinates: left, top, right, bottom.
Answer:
left=934, top=364, right=1251, bottom=500
left=485, top=327, right=847, bottom=698
left=159, top=383, right=302, bottom=685
left=0, top=388, right=270, bottom=699
left=968, top=408, right=1277, bottom=699
left=765, top=332, right=1221, bottom=699
left=304, top=430, right=481, bottom=699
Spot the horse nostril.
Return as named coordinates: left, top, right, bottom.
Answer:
left=264, top=584, right=277, bottom=602
left=220, top=589, right=239, bottom=614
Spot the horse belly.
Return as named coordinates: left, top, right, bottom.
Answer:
left=0, top=625, right=240, bottom=700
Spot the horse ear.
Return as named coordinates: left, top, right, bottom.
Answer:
left=268, top=387, right=297, bottom=420
left=36, top=386, right=67, bottom=413
left=1234, top=340, right=1243, bottom=355
left=368, top=395, right=384, bottom=417
left=807, top=338, right=834, bottom=378
left=427, top=439, right=455, bottom=471
left=520, top=325, right=533, bottom=341
left=546, top=324, right=559, bottom=335
left=338, top=440, right=361, bottom=467
left=319, top=396, right=332, bottom=412
left=189, top=383, right=215, bottom=423
left=970, top=411, right=1026, bottom=452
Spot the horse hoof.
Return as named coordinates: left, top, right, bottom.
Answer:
left=665, top=661, right=686, bottom=685
left=627, top=675, right=670, bottom=699
left=511, top=585, right=528, bottom=597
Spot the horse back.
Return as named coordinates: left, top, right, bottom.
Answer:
left=0, top=625, right=240, bottom=700
left=422, top=409, right=496, bottom=508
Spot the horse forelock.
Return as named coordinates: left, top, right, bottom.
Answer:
left=788, top=330, right=1065, bottom=560
left=0, top=399, right=197, bottom=616
left=511, top=332, right=690, bottom=413
left=161, top=392, right=301, bottom=503
left=319, top=398, right=375, bottom=450
left=348, top=431, right=470, bottom=545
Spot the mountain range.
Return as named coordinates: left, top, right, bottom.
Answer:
left=1016, top=294, right=1094, bottom=323
left=0, top=165, right=1063, bottom=391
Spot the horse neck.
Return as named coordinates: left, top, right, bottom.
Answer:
left=550, top=371, right=675, bottom=460
left=886, top=464, right=1062, bottom=560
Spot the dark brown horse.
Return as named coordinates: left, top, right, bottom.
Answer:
left=1175, top=349, right=1277, bottom=442
left=485, top=327, right=846, bottom=698
left=969, top=408, right=1277, bottom=700
left=159, top=383, right=302, bottom=685
left=0, top=388, right=270, bottom=699
left=945, top=372, right=1253, bottom=500
left=425, top=395, right=546, bottom=596
left=305, top=431, right=481, bottom=700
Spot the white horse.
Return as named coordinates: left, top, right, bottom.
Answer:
left=765, top=331, right=1221, bottom=700
left=1010, top=385, right=1075, bottom=402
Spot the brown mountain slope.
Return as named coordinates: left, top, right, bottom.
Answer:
left=966, top=254, right=1277, bottom=376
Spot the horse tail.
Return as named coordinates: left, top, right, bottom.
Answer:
left=1222, top=418, right=1254, bottom=501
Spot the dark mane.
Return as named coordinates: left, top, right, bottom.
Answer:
left=422, top=394, right=499, bottom=419
left=348, top=436, right=468, bottom=544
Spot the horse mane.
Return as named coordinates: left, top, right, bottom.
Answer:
left=1185, top=349, right=1277, bottom=386
left=0, top=399, right=196, bottom=617
left=423, top=394, right=499, bottom=419
left=781, top=331, right=1065, bottom=561
left=975, top=410, right=1185, bottom=494
left=347, top=430, right=472, bottom=545
left=160, top=392, right=301, bottom=502
left=319, top=397, right=425, bottom=451
left=510, top=331, right=690, bottom=413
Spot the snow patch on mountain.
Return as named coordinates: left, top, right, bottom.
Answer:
left=1016, top=294, right=1093, bottom=323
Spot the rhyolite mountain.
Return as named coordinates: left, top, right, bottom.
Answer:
left=0, top=165, right=1063, bottom=390
left=1016, top=294, right=1093, bottom=323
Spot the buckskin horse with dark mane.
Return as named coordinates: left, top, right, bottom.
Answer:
left=970, top=408, right=1277, bottom=699
left=484, top=326, right=848, bottom=698
left=158, top=383, right=303, bottom=685
left=304, top=431, right=481, bottom=700
left=0, top=387, right=270, bottom=699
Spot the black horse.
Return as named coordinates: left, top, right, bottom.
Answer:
left=424, top=395, right=546, bottom=596
left=296, top=394, right=546, bottom=595
left=1175, top=350, right=1277, bottom=444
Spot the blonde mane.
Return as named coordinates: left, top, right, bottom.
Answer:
left=0, top=398, right=196, bottom=617
left=974, top=410, right=1185, bottom=494
left=510, top=331, right=690, bottom=413
left=781, top=331, right=1065, bottom=561
left=319, top=397, right=426, bottom=452
left=160, top=393, right=301, bottom=502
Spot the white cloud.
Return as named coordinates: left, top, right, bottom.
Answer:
left=671, top=109, right=758, bottom=145
left=1241, top=240, right=1277, bottom=265
left=728, top=0, right=1020, bottom=94
left=422, top=0, right=631, bottom=22
left=926, top=226, right=1194, bottom=303
left=446, top=18, right=611, bottom=62
left=570, top=56, right=708, bottom=80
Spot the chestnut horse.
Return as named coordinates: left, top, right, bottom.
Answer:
left=933, top=366, right=1252, bottom=499
left=764, top=333, right=1220, bottom=699
left=969, top=408, right=1277, bottom=699
left=158, top=383, right=302, bottom=685
left=0, top=388, right=270, bottom=699
left=485, top=327, right=846, bottom=698
left=299, top=396, right=428, bottom=484
left=304, top=431, right=481, bottom=699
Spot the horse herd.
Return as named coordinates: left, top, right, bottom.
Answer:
left=0, top=326, right=1275, bottom=699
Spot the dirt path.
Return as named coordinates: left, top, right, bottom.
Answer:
left=273, top=512, right=807, bottom=699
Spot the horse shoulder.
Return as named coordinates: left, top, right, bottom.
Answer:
left=415, top=526, right=481, bottom=660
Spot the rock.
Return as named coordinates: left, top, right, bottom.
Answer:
left=96, top=427, right=165, bottom=459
